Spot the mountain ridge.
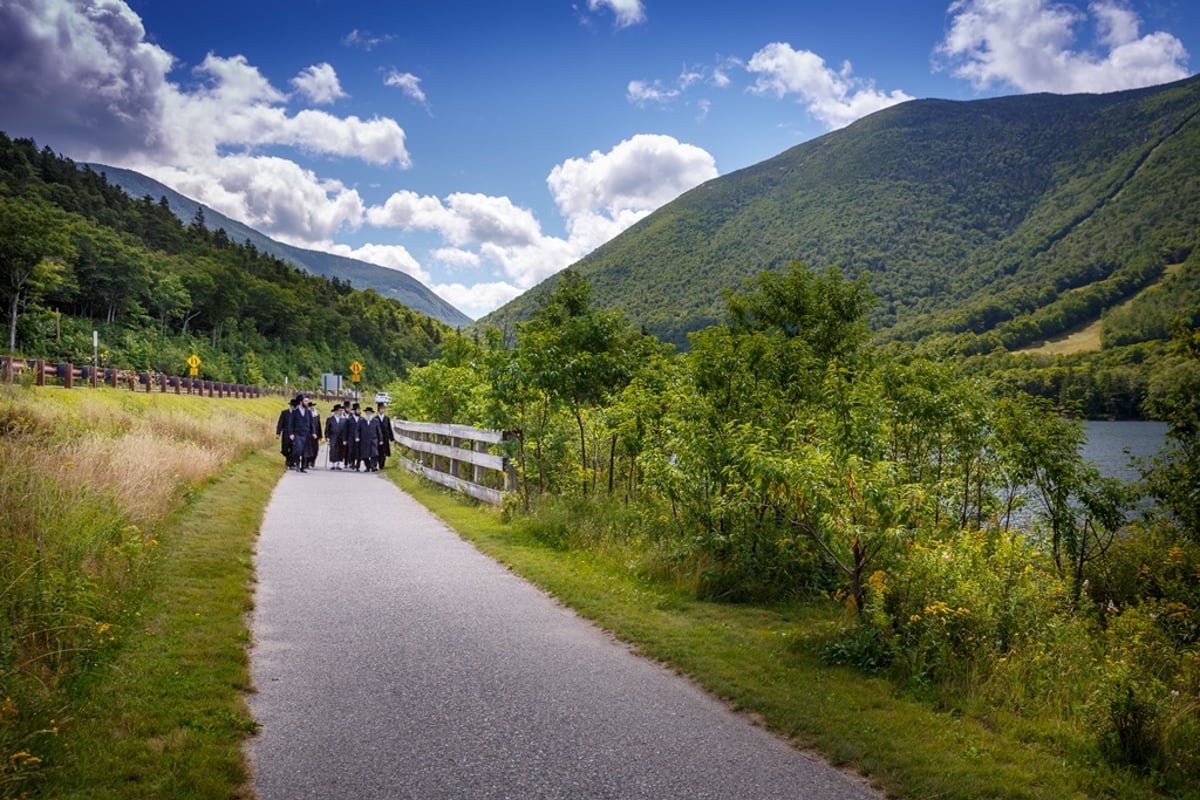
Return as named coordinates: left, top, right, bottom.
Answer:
left=479, top=75, right=1200, bottom=351
left=85, top=163, right=472, bottom=329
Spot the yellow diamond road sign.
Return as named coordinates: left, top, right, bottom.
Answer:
left=187, top=354, right=201, bottom=369
left=349, top=360, right=363, bottom=374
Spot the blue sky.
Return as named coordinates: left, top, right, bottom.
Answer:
left=0, top=0, right=1196, bottom=318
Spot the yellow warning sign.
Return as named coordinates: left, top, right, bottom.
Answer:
left=187, top=354, right=201, bottom=369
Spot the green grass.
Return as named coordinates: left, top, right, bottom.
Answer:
left=31, top=448, right=279, bottom=800
left=390, top=470, right=1162, bottom=800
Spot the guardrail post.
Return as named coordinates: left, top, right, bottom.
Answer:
left=35, top=359, right=45, bottom=386
left=64, top=362, right=74, bottom=389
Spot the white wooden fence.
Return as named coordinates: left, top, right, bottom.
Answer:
left=394, top=420, right=514, bottom=505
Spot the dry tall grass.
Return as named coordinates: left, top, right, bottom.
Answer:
left=0, top=386, right=277, bottom=792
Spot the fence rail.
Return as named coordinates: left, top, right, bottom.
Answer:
left=394, top=420, right=514, bottom=505
left=1, top=355, right=267, bottom=398
left=0, top=355, right=359, bottom=402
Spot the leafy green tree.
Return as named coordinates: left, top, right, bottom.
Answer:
left=1143, top=321, right=1200, bottom=541
left=517, top=270, right=640, bottom=494
left=148, top=263, right=191, bottom=337
left=0, top=194, right=73, bottom=351
left=993, top=393, right=1134, bottom=604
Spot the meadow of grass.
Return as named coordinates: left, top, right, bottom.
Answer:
left=0, top=385, right=279, bottom=798
left=392, top=469, right=1185, bottom=800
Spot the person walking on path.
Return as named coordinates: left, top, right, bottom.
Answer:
left=275, top=397, right=296, bottom=470
left=345, top=403, right=362, bottom=471
left=284, top=395, right=310, bottom=473
left=248, top=471, right=881, bottom=800
left=324, top=404, right=347, bottom=470
left=376, top=402, right=394, bottom=470
left=303, top=397, right=321, bottom=469
left=360, top=406, right=382, bottom=472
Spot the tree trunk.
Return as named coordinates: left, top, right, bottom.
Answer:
left=574, top=407, right=587, bottom=495
left=8, top=292, right=19, bottom=353
left=608, top=433, right=617, bottom=494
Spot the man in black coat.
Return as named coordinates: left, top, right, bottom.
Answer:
left=304, top=397, right=322, bottom=468
left=361, top=406, right=382, bottom=472
left=376, top=402, right=395, bottom=470
left=277, top=397, right=298, bottom=469
left=324, top=404, right=346, bottom=470
left=346, top=403, right=362, bottom=471
left=287, top=394, right=314, bottom=473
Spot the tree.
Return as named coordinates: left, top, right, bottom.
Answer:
left=1143, top=321, right=1200, bottom=541
left=0, top=194, right=73, bottom=352
left=517, top=271, right=639, bottom=494
left=993, top=394, right=1134, bottom=605
left=148, top=264, right=191, bottom=336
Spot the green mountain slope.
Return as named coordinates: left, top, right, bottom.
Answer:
left=481, top=75, right=1200, bottom=350
left=87, top=164, right=472, bottom=329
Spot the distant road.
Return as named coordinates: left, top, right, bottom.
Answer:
left=247, top=464, right=881, bottom=800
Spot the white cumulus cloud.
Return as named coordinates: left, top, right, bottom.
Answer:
left=291, top=62, right=347, bottom=105
left=366, top=134, right=718, bottom=294
left=433, top=281, right=525, bottom=320
left=548, top=134, right=718, bottom=219
left=746, top=43, right=914, bottom=129
left=936, top=0, right=1190, bottom=93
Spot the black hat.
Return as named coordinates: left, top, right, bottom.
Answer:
left=364, top=407, right=374, bottom=413
left=332, top=403, right=342, bottom=410
left=293, top=393, right=305, bottom=403
left=288, top=397, right=299, bottom=406
left=351, top=402, right=360, bottom=410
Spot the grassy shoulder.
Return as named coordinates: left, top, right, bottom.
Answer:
left=390, top=469, right=1161, bottom=800
left=0, top=386, right=282, bottom=799
left=34, top=447, right=279, bottom=800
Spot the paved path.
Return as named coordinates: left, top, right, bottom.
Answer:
left=247, top=464, right=881, bottom=800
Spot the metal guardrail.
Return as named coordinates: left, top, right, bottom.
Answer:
left=1, top=355, right=263, bottom=397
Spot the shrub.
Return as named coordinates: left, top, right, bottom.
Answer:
left=1088, top=602, right=1200, bottom=788
left=851, top=528, right=1070, bottom=696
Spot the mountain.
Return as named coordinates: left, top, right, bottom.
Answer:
left=480, top=75, right=1200, bottom=351
left=86, top=164, right=472, bottom=329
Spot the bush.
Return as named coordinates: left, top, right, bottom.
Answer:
left=853, top=528, right=1070, bottom=695
left=1088, top=602, right=1200, bottom=788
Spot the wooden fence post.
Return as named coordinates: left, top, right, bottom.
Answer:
left=35, top=359, right=45, bottom=386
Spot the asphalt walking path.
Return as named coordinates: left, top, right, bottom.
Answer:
left=247, top=461, right=882, bottom=800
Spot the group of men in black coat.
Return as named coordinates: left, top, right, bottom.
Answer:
left=275, top=394, right=394, bottom=473
left=323, top=401, right=394, bottom=472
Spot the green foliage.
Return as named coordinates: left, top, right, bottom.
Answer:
left=0, top=132, right=450, bottom=384
left=1142, top=322, right=1200, bottom=541
left=406, top=266, right=1200, bottom=793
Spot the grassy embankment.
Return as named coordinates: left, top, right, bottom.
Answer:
left=0, top=385, right=280, bottom=800
left=391, top=469, right=1171, bottom=800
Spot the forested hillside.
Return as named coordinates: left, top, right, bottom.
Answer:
left=88, top=163, right=472, bottom=329
left=0, top=132, right=449, bottom=388
left=482, top=75, right=1200, bottom=353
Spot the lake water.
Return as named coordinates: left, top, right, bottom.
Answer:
left=1080, top=420, right=1170, bottom=482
